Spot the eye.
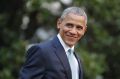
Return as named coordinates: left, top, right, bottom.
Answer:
left=77, top=26, right=83, bottom=30
left=65, top=23, right=73, bottom=28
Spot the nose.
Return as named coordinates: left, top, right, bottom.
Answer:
left=69, top=27, right=77, bottom=35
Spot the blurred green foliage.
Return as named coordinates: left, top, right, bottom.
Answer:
left=0, top=40, right=26, bottom=79
left=0, top=0, right=120, bottom=79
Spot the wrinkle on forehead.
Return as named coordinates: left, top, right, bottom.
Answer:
left=67, top=13, right=85, bottom=20
left=64, top=13, right=86, bottom=26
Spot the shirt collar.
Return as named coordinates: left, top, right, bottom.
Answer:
left=57, top=34, right=74, bottom=52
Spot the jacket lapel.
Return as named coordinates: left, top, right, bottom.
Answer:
left=51, top=36, right=72, bottom=79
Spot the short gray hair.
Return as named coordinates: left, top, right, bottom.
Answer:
left=60, top=7, right=87, bottom=24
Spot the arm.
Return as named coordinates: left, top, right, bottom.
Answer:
left=19, top=45, right=46, bottom=79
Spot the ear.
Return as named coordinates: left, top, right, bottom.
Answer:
left=57, top=18, right=62, bottom=29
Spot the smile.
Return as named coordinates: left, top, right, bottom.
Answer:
left=66, top=35, right=78, bottom=38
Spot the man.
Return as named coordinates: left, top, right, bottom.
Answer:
left=19, top=6, right=87, bottom=79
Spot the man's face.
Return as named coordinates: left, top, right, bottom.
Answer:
left=57, top=13, right=87, bottom=47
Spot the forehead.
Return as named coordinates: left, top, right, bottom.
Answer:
left=66, top=13, right=85, bottom=20
left=63, top=13, right=86, bottom=26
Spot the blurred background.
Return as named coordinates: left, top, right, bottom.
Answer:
left=0, top=0, right=120, bottom=79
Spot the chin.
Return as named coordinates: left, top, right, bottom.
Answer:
left=66, top=42, right=76, bottom=47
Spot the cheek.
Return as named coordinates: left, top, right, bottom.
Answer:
left=59, top=28, right=68, bottom=39
left=60, top=27, right=69, bottom=35
left=79, top=28, right=86, bottom=36
left=77, top=32, right=85, bottom=39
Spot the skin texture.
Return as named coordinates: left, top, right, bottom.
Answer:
left=57, top=13, right=87, bottom=47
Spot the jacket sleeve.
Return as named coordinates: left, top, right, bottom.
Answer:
left=19, top=45, right=46, bottom=79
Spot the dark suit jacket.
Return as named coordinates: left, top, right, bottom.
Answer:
left=19, top=36, right=83, bottom=79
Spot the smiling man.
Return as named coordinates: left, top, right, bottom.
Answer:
left=19, top=7, right=87, bottom=79
left=57, top=12, right=87, bottom=47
